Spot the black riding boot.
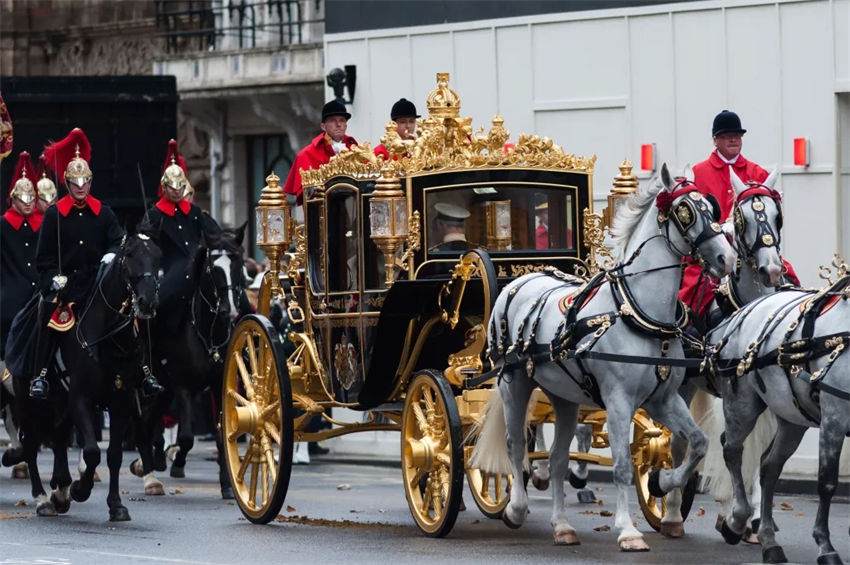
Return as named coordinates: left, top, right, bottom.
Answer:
left=29, top=300, right=58, bottom=400
left=141, top=367, right=164, bottom=396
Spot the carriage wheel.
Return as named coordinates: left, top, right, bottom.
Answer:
left=401, top=370, right=464, bottom=537
left=222, top=314, right=293, bottom=524
left=632, top=415, right=697, bottom=531
left=465, top=464, right=512, bottom=519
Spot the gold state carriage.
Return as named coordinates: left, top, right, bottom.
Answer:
left=221, top=73, right=689, bottom=536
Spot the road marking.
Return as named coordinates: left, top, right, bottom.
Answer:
left=0, top=543, right=226, bottom=565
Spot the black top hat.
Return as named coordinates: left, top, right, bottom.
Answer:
left=712, top=110, right=746, bottom=137
left=391, top=98, right=420, bottom=120
left=322, top=100, right=351, bottom=122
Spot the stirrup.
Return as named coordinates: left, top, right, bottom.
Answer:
left=29, top=376, right=50, bottom=400
left=141, top=375, right=164, bottom=396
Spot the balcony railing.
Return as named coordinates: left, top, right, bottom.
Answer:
left=154, top=0, right=323, bottom=54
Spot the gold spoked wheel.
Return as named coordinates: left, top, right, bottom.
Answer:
left=222, top=314, right=293, bottom=524
left=401, top=369, right=463, bottom=537
left=632, top=411, right=696, bottom=531
left=465, top=461, right=511, bottom=519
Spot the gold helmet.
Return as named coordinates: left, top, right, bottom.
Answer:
left=158, top=139, right=189, bottom=197
left=42, top=128, right=92, bottom=188
left=8, top=151, right=37, bottom=205
left=37, top=171, right=58, bottom=205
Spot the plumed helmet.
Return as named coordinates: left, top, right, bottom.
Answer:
left=390, top=98, right=420, bottom=120
left=36, top=153, right=57, bottom=205
left=43, top=128, right=92, bottom=187
left=8, top=151, right=37, bottom=205
left=712, top=110, right=747, bottom=137
left=159, top=139, right=189, bottom=197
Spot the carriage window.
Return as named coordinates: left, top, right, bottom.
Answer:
left=327, top=187, right=359, bottom=292
left=306, top=201, right=324, bottom=294
left=425, top=185, right=577, bottom=255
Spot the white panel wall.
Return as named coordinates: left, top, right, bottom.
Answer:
left=836, top=0, right=850, bottom=85
left=495, top=25, right=534, bottom=134
left=452, top=29, right=499, bottom=128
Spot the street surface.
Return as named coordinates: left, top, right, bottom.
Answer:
left=0, top=442, right=847, bottom=565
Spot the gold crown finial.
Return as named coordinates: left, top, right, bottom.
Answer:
left=612, top=159, right=638, bottom=195
left=265, top=171, right=280, bottom=188
left=426, top=72, right=461, bottom=119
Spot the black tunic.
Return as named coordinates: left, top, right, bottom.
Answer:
left=0, top=211, right=40, bottom=357
left=139, top=199, right=222, bottom=315
left=36, top=195, right=125, bottom=304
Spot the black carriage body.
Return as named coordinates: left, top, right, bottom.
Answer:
left=300, top=167, right=593, bottom=409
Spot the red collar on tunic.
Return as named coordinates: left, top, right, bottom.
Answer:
left=311, top=133, right=357, bottom=154
left=57, top=195, right=102, bottom=217
left=708, top=151, right=750, bottom=172
left=3, top=208, right=43, bottom=231
left=155, top=196, right=191, bottom=216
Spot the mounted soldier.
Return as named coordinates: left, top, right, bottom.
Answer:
left=138, top=139, right=222, bottom=335
left=1, top=152, right=42, bottom=361
left=25, top=127, right=161, bottom=398
left=35, top=153, right=58, bottom=214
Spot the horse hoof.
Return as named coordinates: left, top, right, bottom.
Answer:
left=50, top=492, right=70, bottom=514
left=619, top=536, right=650, bottom=552
left=92, top=471, right=101, bottom=483
left=109, top=506, right=131, bottom=522
left=762, top=545, right=787, bottom=563
left=501, top=511, right=522, bottom=530
left=743, top=528, right=759, bottom=544
left=36, top=501, right=57, bottom=517
left=531, top=473, right=550, bottom=491
left=70, top=480, right=91, bottom=503
left=165, top=444, right=180, bottom=462
left=554, top=528, right=580, bottom=545
left=660, top=521, right=684, bottom=538
left=170, top=464, right=185, bottom=478
left=145, top=481, right=164, bottom=496
left=647, top=469, right=666, bottom=498
left=12, top=462, right=29, bottom=479
left=816, top=552, right=843, bottom=565
left=568, top=473, right=587, bottom=490
left=2, top=448, right=22, bottom=467
left=130, top=458, right=144, bottom=477
left=220, top=486, right=235, bottom=500
left=719, top=518, right=743, bottom=545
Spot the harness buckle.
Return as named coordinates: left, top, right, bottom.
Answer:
left=287, top=300, right=305, bottom=325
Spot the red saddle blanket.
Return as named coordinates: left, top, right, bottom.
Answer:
left=47, top=303, right=76, bottom=332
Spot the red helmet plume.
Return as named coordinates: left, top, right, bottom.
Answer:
left=42, top=128, right=92, bottom=185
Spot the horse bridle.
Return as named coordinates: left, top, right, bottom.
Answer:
left=656, top=178, right=724, bottom=262
left=732, top=184, right=783, bottom=266
left=193, top=247, right=243, bottom=361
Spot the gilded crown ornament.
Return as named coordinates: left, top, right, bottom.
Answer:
left=426, top=72, right=461, bottom=119
left=161, top=155, right=188, bottom=193
left=66, top=145, right=93, bottom=182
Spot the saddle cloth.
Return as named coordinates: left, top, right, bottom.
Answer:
left=47, top=303, right=76, bottom=332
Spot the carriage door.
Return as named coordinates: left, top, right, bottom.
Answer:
left=325, top=185, right=365, bottom=403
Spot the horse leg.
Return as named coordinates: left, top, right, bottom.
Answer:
left=544, top=393, right=579, bottom=545
left=70, top=398, right=100, bottom=503
left=530, top=424, right=550, bottom=491
left=19, top=419, right=54, bottom=516
left=105, top=394, right=131, bottom=521
left=811, top=408, right=846, bottom=565
left=660, top=383, right=698, bottom=538
left=3, top=403, right=28, bottom=479
left=131, top=397, right=164, bottom=496
left=500, top=371, right=535, bottom=529
left=718, top=389, right=764, bottom=544
left=569, top=423, right=591, bottom=490
left=170, top=387, right=193, bottom=478
left=756, top=417, right=806, bottom=563
left=48, top=420, right=73, bottom=515
left=216, top=425, right=234, bottom=499
left=605, top=399, right=649, bottom=552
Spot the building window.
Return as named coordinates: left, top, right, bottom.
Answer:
left=247, top=134, right=295, bottom=260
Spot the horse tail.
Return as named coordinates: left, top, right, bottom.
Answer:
left=467, top=387, right=512, bottom=475
left=701, top=395, right=777, bottom=501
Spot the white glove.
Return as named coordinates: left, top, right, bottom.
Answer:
left=101, top=252, right=116, bottom=264
left=51, top=275, right=67, bottom=291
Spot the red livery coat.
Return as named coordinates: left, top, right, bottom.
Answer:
left=283, top=133, right=357, bottom=201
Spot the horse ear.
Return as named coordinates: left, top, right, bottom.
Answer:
left=234, top=221, right=247, bottom=246
left=730, top=167, right=748, bottom=195
left=763, top=168, right=780, bottom=190
left=660, top=163, right=673, bottom=191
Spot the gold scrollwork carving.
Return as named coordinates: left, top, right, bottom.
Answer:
left=398, top=211, right=421, bottom=269
left=286, top=224, right=307, bottom=281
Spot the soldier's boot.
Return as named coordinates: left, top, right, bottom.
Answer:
left=29, top=301, right=57, bottom=400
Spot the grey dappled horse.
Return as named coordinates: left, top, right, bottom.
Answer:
left=709, top=266, right=850, bottom=563
left=667, top=168, right=785, bottom=538
left=471, top=164, right=736, bottom=551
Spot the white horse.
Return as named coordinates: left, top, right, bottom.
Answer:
left=668, top=168, right=785, bottom=538
left=471, top=164, right=736, bottom=551
left=710, top=264, right=850, bottom=564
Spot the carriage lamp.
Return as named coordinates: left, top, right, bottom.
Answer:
left=256, top=171, right=292, bottom=302
left=369, top=165, right=408, bottom=287
left=604, top=160, right=639, bottom=229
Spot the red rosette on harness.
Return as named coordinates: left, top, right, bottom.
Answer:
left=42, top=128, right=92, bottom=186
left=158, top=139, right=189, bottom=197
left=656, top=177, right=697, bottom=215
left=7, top=150, right=37, bottom=205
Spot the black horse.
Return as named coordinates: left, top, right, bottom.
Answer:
left=132, top=225, right=248, bottom=498
left=2, top=233, right=161, bottom=520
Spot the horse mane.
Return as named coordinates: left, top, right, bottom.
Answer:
left=607, top=174, right=664, bottom=258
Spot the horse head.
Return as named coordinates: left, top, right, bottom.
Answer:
left=730, top=168, right=784, bottom=288
left=656, top=163, right=736, bottom=279
left=120, top=233, right=162, bottom=319
left=209, top=224, right=248, bottom=323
